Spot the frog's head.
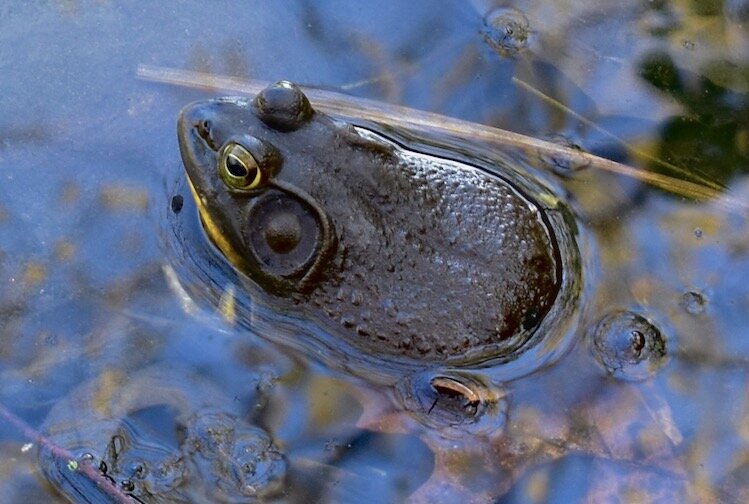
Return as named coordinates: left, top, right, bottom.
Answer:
left=178, top=81, right=337, bottom=295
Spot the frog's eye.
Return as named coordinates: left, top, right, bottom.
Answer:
left=253, top=81, right=313, bottom=132
left=218, top=143, right=264, bottom=190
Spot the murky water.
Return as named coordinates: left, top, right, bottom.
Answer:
left=1, top=1, right=748, bottom=503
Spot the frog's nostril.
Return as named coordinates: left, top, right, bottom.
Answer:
left=196, top=119, right=210, bottom=137
left=195, top=119, right=217, bottom=149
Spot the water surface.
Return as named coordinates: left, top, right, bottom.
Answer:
left=1, top=1, right=748, bottom=502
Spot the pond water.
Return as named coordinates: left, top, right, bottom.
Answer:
left=1, top=1, right=748, bottom=502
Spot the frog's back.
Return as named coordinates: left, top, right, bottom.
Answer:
left=305, top=132, right=561, bottom=361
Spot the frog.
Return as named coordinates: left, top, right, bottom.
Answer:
left=177, top=80, right=581, bottom=369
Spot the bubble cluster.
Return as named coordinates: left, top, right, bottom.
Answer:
left=39, top=410, right=286, bottom=502
left=184, top=410, right=287, bottom=499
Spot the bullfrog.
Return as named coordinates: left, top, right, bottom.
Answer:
left=177, top=81, right=581, bottom=368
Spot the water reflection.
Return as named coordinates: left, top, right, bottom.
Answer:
left=0, top=0, right=748, bottom=502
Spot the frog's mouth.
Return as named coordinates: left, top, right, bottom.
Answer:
left=184, top=174, right=249, bottom=275
left=178, top=104, right=248, bottom=275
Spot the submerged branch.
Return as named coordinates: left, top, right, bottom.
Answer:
left=0, top=401, right=133, bottom=503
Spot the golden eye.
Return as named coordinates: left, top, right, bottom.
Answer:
left=218, top=143, right=263, bottom=189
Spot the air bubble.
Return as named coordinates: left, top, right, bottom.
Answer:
left=538, top=135, right=591, bottom=177
left=680, top=291, right=706, bottom=315
left=590, top=311, right=667, bottom=381
left=170, top=194, right=184, bottom=214
left=396, top=371, right=507, bottom=438
left=481, top=7, right=530, bottom=58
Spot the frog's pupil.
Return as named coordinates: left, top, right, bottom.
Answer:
left=226, top=155, right=249, bottom=178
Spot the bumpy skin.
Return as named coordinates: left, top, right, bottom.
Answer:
left=178, top=81, right=561, bottom=363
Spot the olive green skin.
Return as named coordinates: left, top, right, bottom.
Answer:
left=178, top=81, right=561, bottom=364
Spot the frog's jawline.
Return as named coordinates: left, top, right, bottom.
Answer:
left=186, top=175, right=247, bottom=272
